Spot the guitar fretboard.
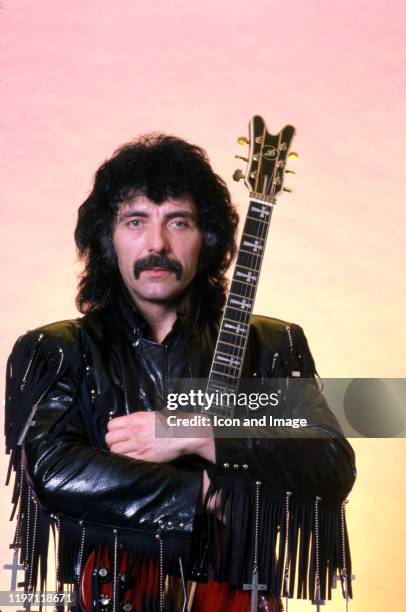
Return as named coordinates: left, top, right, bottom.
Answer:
left=204, top=195, right=274, bottom=416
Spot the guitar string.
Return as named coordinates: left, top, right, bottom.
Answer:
left=211, top=130, right=284, bottom=410
left=235, top=139, right=281, bottom=391
left=203, top=137, right=281, bottom=430
left=209, top=134, right=280, bottom=407
left=224, top=201, right=272, bottom=400
left=228, top=170, right=275, bottom=388
left=208, top=146, right=266, bottom=397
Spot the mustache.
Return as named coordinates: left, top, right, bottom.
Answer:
left=133, top=254, right=183, bottom=280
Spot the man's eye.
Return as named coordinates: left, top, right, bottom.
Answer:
left=128, top=219, right=141, bottom=228
left=171, top=220, right=188, bottom=229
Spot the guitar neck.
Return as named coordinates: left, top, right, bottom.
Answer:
left=201, top=115, right=296, bottom=417
left=205, top=193, right=275, bottom=415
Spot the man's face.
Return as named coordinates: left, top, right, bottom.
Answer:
left=112, top=195, right=203, bottom=307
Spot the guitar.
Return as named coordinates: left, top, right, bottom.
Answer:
left=80, top=115, right=296, bottom=611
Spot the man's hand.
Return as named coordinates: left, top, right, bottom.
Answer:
left=106, top=412, right=220, bottom=514
left=105, top=411, right=215, bottom=463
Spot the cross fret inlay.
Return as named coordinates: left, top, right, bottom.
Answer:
left=242, top=239, right=263, bottom=252
left=223, top=321, right=247, bottom=333
left=215, top=353, right=241, bottom=366
left=235, top=270, right=257, bottom=283
left=251, top=205, right=270, bottom=217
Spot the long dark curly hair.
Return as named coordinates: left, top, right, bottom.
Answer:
left=74, top=134, right=239, bottom=326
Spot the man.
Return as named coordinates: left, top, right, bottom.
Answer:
left=5, top=134, right=356, bottom=611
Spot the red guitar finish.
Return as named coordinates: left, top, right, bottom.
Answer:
left=80, top=548, right=279, bottom=611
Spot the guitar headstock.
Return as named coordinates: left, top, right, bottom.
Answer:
left=233, top=115, right=296, bottom=201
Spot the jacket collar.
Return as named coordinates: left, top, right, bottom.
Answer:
left=109, top=280, right=190, bottom=349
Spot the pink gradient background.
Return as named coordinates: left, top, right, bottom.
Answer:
left=1, top=1, right=405, bottom=609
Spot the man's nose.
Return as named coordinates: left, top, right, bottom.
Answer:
left=146, top=224, right=170, bottom=254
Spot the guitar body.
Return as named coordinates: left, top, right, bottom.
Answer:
left=191, top=580, right=279, bottom=611
left=80, top=548, right=158, bottom=611
left=80, top=548, right=280, bottom=611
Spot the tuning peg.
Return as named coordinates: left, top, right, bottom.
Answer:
left=235, top=155, right=249, bottom=162
left=233, top=169, right=245, bottom=182
left=283, top=186, right=293, bottom=193
left=286, top=169, right=296, bottom=175
left=237, top=136, right=249, bottom=145
left=288, top=151, right=298, bottom=160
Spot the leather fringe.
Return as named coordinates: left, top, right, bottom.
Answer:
left=5, top=330, right=353, bottom=608
left=202, top=475, right=353, bottom=602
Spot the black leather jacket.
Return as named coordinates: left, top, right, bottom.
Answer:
left=5, top=298, right=356, bottom=598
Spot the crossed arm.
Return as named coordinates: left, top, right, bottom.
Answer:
left=105, top=412, right=216, bottom=498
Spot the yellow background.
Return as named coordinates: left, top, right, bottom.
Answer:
left=1, top=1, right=405, bottom=610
